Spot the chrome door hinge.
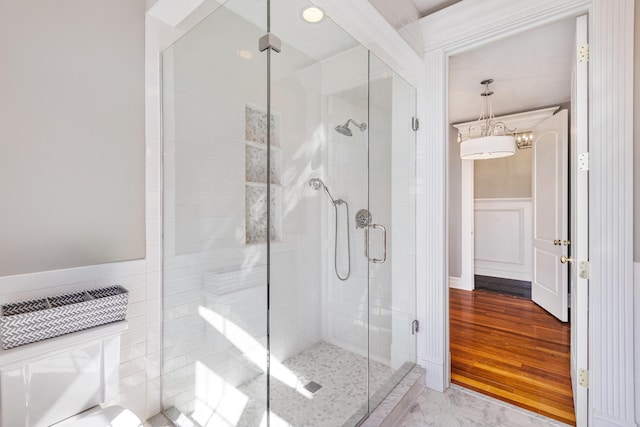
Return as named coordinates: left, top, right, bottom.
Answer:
left=411, top=117, right=419, bottom=131
left=578, top=261, right=590, bottom=279
left=578, top=152, right=590, bottom=171
left=578, top=44, right=589, bottom=63
left=578, top=368, right=589, bottom=388
left=411, top=319, right=419, bottom=335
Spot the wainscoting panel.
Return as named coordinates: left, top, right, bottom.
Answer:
left=474, top=198, right=532, bottom=282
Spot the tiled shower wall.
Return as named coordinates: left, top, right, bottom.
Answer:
left=321, top=53, right=416, bottom=370
left=319, top=50, right=399, bottom=367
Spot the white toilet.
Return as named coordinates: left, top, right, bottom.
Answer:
left=0, top=321, right=143, bottom=427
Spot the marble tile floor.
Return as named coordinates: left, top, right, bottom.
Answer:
left=147, top=383, right=570, bottom=427
left=144, top=385, right=566, bottom=427
left=397, top=384, right=572, bottom=427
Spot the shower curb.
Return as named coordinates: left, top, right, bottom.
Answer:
left=359, top=365, right=426, bottom=427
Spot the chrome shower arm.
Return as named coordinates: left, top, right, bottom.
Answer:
left=345, top=119, right=367, bottom=131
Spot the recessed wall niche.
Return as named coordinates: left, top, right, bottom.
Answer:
left=244, top=104, right=281, bottom=244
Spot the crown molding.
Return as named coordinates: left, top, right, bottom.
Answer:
left=452, top=106, right=559, bottom=136
left=419, top=0, right=590, bottom=53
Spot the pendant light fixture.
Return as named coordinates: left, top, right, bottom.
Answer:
left=458, top=79, right=516, bottom=160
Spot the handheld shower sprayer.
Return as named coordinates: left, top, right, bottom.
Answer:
left=308, top=178, right=339, bottom=206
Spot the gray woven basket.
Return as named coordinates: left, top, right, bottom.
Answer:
left=0, top=285, right=128, bottom=349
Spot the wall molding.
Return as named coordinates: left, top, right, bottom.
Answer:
left=418, top=0, right=637, bottom=424
left=474, top=198, right=532, bottom=282
left=421, top=0, right=591, bottom=53
left=419, top=48, right=447, bottom=391
left=589, top=1, right=637, bottom=425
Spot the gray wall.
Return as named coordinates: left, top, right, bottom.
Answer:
left=635, top=3, right=640, bottom=263
left=448, top=127, right=462, bottom=277
left=0, top=0, right=146, bottom=276
left=474, top=147, right=532, bottom=198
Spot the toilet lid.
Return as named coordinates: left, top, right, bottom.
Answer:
left=62, top=405, right=142, bottom=427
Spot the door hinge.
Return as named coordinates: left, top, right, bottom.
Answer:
left=578, top=44, right=589, bottom=63
left=578, top=368, right=589, bottom=388
left=411, top=319, right=419, bottom=335
left=411, top=117, right=419, bottom=131
left=578, top=260, right=590, bottom=279
left=578, top=152, right=590, bottom=171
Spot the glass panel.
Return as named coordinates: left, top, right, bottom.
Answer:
left=367, top=52, right=417, bottom=410
left=160, top=1, right=417, bottom=425
left=161, top=2, right=269, bottom=425
left=268, top=1, right=370, bottom=425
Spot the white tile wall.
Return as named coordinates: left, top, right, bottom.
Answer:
left=0, top=260, right=151, bottom=421
left=323, top=77, right=396, bottom=365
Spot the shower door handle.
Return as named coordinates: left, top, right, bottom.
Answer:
left=365, top=224, right=387, bottom=264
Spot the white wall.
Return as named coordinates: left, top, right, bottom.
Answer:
left=0, top=0, right=146, bottom=276
left=0, top=1, right=155, bottom=423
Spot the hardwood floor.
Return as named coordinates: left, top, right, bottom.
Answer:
left=450, top=288, right=576, bottom=425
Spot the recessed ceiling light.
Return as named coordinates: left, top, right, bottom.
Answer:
left=301, top=6, right=324, bottom=23
left=237, top=49, right=253, bottom=60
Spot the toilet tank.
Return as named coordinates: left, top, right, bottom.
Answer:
left=0, top=321, right=127, bottom=427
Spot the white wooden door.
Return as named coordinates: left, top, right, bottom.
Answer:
left=570, top=14, right=588, bottom=426
left=532, top=109, right=569, bottom=322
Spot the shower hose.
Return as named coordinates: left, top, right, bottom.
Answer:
left=333, top=199, right=351, bottom=281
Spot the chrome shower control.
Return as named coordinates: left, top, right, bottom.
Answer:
left=355, top=209, right=372, bottom=229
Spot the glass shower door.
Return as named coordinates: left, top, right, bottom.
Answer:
left=366, top=53, right=417, bottom=410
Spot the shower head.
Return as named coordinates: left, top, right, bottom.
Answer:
left=335, top=123, right=353, bottom=137
left=335, top=119, right=367, bottom=137
left=308, top=177, right=337, bottom=205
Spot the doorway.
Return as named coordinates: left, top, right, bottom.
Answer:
left=446, top=16, right=584, bottom=425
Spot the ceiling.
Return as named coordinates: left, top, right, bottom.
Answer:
left=448, top=18, right=575, bottom=124
left=410, top=0, right=462, bottom=17
left=369, top=1, right=575, bottom=124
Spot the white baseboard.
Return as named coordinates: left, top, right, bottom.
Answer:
left=449, top=276, right=472, bottom=291
left=593, top=410, right=638, bottom=427
left=419, top=357, right=446, bottom=392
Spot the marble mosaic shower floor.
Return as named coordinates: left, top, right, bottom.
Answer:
left=235, top=341, right=393, bottom=427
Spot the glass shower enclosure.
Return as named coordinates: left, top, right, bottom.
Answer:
left=161, top=1, right=417, bottom=425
